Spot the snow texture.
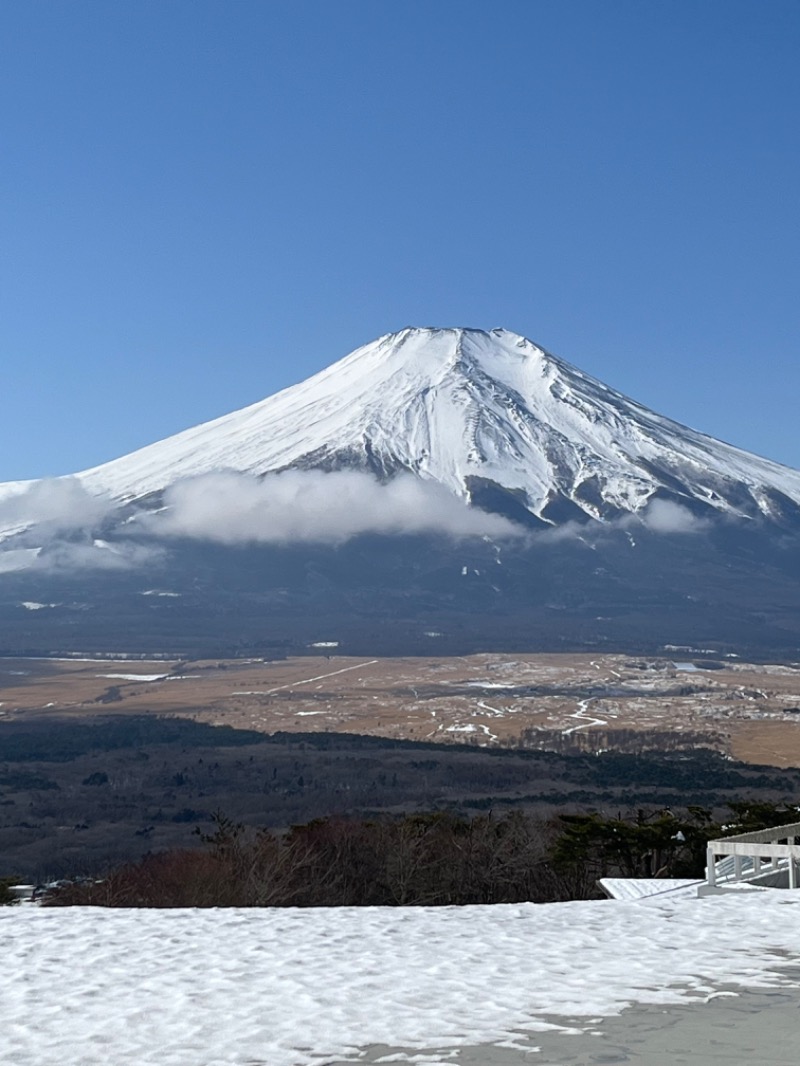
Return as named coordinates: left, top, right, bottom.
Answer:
left=2, top=894, right=800, bottom=1066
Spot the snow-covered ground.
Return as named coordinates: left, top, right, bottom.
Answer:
left=2, top=894, right=799, bottom=1065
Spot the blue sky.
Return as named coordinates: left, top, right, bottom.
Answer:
left=2, top=0, right=798, bottom=479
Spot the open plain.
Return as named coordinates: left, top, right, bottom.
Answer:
left=3, top=650, right=800, bottom=767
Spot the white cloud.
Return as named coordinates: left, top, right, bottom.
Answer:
left=144, top=470, right=521, bottom=544
left=0, top=473, right=708, bottom=576
left=33, top=539, right=164, bottom=572
left=636, top=498, right=709, bottom=534
left=534, top=496, right=710, bottom=544
left=0, top=478, right=162, bottom=572
left=0, top=478, right=113, bottom=534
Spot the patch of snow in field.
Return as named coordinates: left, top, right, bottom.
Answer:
left=8, top=656, right=178, bottom=664
left=663, top=645, right=718, bottom=655
left=2, top=897, right=800, bottom=1066
left=729, top=662, right=800, bottom=675
left=97, top=673, right=170, bottom=682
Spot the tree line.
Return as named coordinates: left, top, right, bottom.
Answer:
left=38, top=800, right=799, bottom=908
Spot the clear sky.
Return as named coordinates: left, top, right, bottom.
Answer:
left=2, top=0, right=799, bottom=480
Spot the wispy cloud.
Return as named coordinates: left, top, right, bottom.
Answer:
left=0, top=478, right=162, bottom=571
left=0, top=478, right=113, bottom=534
left=143, top=470, right=521, bottom=543
left=0, top=472, right=713, bottom=576
left=534, top=496, right=711, bottom=544
left=33, top=539, right=164, bottom=572
left=634, top=498, right=709, bottom=534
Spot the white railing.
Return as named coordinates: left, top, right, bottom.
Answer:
left=705, top=821, right=800, bottom=891
left=7, top=884, right=35, bottom=902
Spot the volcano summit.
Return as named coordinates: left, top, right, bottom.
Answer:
left=2, top=328, right=800, bottom=658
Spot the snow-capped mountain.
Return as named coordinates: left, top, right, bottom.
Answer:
left=4, top=327, right=800, bottom=662
left=3, top=327, right=800, bottom=531
left=70, top=326, right=800, bottom=526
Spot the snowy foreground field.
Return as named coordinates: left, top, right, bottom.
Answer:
left=2, top=895, right=800, bottom=1066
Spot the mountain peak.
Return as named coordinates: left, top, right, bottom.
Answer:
left=334, top=326, right=560, bottom=403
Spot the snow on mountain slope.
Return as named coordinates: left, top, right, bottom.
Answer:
left=67, top=326, right=800, bottom=525
left=4, top=328, right=800, bottom=531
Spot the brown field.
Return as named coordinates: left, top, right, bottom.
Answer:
left=3, top=651, right=800, bottom=767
